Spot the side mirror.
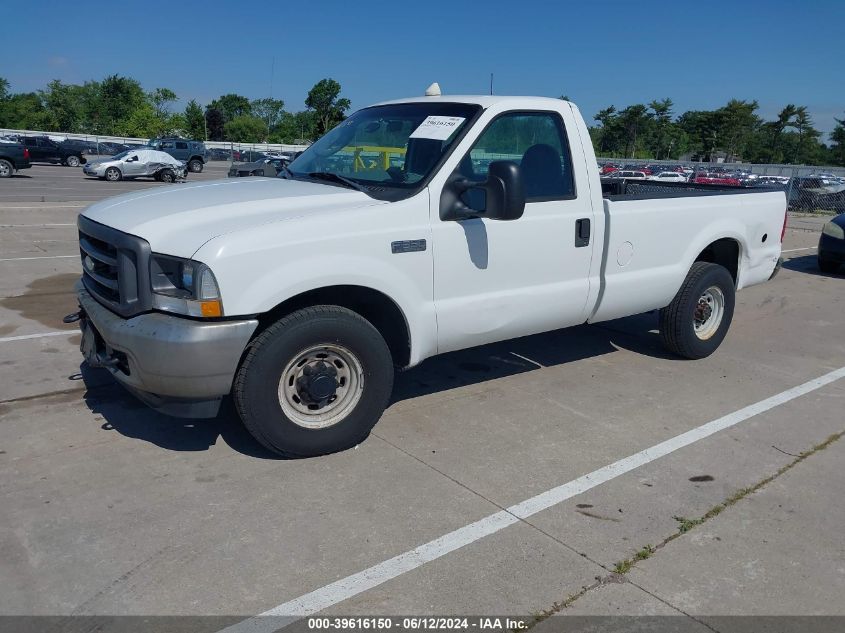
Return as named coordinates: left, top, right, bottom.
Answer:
left=440, top=160, right=525, bottom=222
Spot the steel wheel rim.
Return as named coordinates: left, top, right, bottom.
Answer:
left=0, top=162, right=9, bottom=177
left=278, top=343, right=364, bottom=429
left=67, top=156, right=79, bottom=167
left=693, top=285, right=725, bottom=340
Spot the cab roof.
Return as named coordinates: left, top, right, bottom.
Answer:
left=372, top=95, right=572, bottom=109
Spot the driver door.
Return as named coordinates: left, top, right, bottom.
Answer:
left=431, top=110, right=595, bottom=353
left=122, top=154, right=144, bottom=177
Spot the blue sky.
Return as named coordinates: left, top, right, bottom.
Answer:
left=6, top=1, right=844, bottom=136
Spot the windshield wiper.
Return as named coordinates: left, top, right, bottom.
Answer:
left=304, top=171, right=370, bottom=194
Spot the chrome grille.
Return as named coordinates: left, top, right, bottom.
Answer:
left=77, top=215, right=152, bottom=317
left=79, top=233, right=120, bottom=303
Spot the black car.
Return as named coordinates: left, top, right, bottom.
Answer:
left=207, top=148, right=231, bottom=161
left=92, top=141, right=128, bottom=155
left=21, top=136, right=87, bottom=167
left=228, top=156, right=288, bottom=178
left=232, top=149, right=271, bottom=163
left=818, top=214, right=845, bottom=273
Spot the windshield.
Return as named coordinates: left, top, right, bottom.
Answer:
left=111, top=150, right=132, bottom=160
left=288, top=102, right=480, bottom=191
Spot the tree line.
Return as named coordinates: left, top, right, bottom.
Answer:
left=1, top=74, right=844, bottom=166
left=589, top=97, right=845, bottom=166
left=0, top=75, right=350, bottom=144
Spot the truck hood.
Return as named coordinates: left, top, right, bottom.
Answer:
left=80, top=177, right=380, bottom=257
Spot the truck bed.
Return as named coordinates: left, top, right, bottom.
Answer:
left=601, top=179, right=783, bottom=200
left=589, top=182, right=786, bottom=325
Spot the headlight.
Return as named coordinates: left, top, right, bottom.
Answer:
left=822, top=222, right=845, bottom=240
left=150, top=254, right=223, bottom=317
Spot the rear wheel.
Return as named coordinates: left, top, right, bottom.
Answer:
left=659, top=262, right=735, bottom=359
left=818, top=257, right=840, bottom=274
left=65, top=155, right=81, bottom=167
left=0, top=159, right=12, bottom=178
left=104, top=167, right=121, bottom=182
left=188, top=158, right=203, bottom=173
left=233, top=306, right=394, bottom=457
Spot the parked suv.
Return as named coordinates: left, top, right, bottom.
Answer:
left=21, top=136, right=87, bottom=167
left=146, top=137, right=207, bottom=173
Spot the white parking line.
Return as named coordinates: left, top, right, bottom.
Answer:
left=0, top=223, right=76, bottom=228
left=0, top=204, right=89, bottom=209
left=0, top=331, right=76, bottom=343
left=0, top=255, right=77, bottom=262
left=219, top=365, right=845, bottom=632
left=782, top=246, right=818, bottom=253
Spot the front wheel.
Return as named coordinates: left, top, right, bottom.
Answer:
left=104, top=167, right=121, bottom=182
left=65, top=155, right=81, bottom=167
left=659, top=262, right=736, bottom=359
left=158, top=168, right=176, bottom=183
left=233, top=306, right=394, bottom=457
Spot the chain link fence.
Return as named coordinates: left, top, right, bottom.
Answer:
left=0, top=127, right=308, bottom=163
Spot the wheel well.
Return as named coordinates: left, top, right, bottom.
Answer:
left=255, top=286, right=411, bottom=367
left=189, top=155, right=204, bottom=163
left=695, top=238, right=740, bottom=283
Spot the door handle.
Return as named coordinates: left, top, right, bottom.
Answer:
left=575, top=218, right=591, bottom=247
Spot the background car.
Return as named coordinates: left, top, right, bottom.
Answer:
left=228, top=156, right=291, bottom=178
left=83, top=149, right=187, bottom=182
left=602, top=169, right=648, bottom=180
left=818, top=214, right=845, bottom=273
left=692, top=172, right=742, bottom=186
left=21, top=136, right=87, bottom=166
left=232, top=149, right=270, bottom=163
left=0, top=142, right=31, bottom=177
left=146, top=137, right=207, bottom=172
left=650, top=171, right=688, bottom=182
left=207, top=148, right=232, bottom=161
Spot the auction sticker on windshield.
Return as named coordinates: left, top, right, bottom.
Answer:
left=409, top=116, right=466, bottom=140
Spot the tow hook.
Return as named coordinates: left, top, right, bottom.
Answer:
left=63, top=310, right=83, bottom=324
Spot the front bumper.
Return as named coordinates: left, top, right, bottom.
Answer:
left=76, top=283, right=258, bottom=417
left=83, top=165, right=104, bottom=177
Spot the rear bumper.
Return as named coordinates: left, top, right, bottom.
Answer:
left=76, top=283, right=258, bottom=417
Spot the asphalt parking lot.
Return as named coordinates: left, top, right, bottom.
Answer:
left=1, top=164, right=844, bottom=631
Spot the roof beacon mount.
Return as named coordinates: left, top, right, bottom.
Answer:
left=424, top=82, right=441, bottom=97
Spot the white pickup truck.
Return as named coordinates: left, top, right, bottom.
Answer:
left=71, top=94, right=786, bottom=457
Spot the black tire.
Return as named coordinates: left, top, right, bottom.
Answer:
left=104, top=167, right=121, bottom=182
left=65, top=155, right=81, bottom=167
left=233, top=306, right=394, bottom=457
left=0, top=159, right=13, bottom=178
left=188, top=158, right=203, bottom=173
left=818, top=257, right=840, bottom=274
left=159, top=168, right=175, bottom=183
left=659, top=262, right=736, bottom=359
